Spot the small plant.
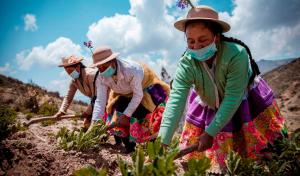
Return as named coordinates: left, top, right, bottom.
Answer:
left=41, top=120, right=56, bottom=127
left=73, top=165, right=107, bottom=176
left=224, top=130, right=300, bottom=175
left=38, top=101, right=58, bottom=116
left=118, top=137, right=179, bottom=176
left=0, top=105, right=17, bottom=141
left=56, top=121, right=108, bottom=152
left=184, top=157, right=211, bottom=176
left=25, top=112, right=35, bottom=120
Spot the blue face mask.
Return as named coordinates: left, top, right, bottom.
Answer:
left=185, top=38, right=217, bottom=62
left=100, top=66, right=116, bottom=77
left=70, top=69, right=80, bottom=79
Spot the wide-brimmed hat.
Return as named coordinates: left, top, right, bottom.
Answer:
left=58, top=55, right=83, bottom=67
left=174, top=5, right=230, bottom=33
left=89, top=46, right=119, bottom=68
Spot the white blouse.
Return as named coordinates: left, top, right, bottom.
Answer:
left=92, top=59, right=144, bottom=121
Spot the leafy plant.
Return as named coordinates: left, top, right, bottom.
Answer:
left=225, top=151, right=264, bottom=176
left=118, top=137, right=179, bottom=176
left=56, top=121, right=108, bottom=152
left=38, top=101, right=58, bottom=116
left=0, top=105, right=17, bottom=141
left=184, top=157, right=211, bottom=176
left=224, top=129, right=300, bottom=176
left=261, top=129, right=300, bottom=175
left=25, top=112, right=34, bottom=120
left=73, top=165, right=107, bottom=176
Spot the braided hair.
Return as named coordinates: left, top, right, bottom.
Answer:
left=184, top=20, right=261, bottom=84
left=220, top=35, right=260, bottom=84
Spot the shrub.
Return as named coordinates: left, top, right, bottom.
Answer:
left=225, top=129, right=300, bottom=175
left=25, top=112, right=35, bottom=120
left=38, top=101, right=58, bottom=116
left=25, top=96, right=39, bottom=113
left=0, top=105, right=17, bottom=141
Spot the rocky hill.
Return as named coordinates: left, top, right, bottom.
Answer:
left=0, top=74, right=87, bottom=115
left=262, top=57, right=300, bottom=131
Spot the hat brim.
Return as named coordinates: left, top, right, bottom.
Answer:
left=58, top=58, right=83, bottom=67
left=174, top=17, right=231, bottom=33
left=89, top=53, right=119, bottom=68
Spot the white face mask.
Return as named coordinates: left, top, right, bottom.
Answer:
left=185, top=37, right=217, bottom=61
left=70, top=69, right=80, bottom=79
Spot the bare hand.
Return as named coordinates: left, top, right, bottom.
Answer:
left=197, top=132, right=214, bottom=152
left=54, top=111, right=65, bottom=119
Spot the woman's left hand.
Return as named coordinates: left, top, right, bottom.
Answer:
left=197, top=132, right=214, bottom=152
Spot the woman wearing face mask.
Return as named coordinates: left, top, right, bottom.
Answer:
left=158, top=6, right=287, bottom=172
left=91, top=46, right=170, bottom=153
left=55, top=55, right=98, bottom=129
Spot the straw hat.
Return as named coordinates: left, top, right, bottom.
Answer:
left=90, top=46, right=119, bottom=68
left=174, top=5, right=230, bottom=33
left=58, top=55, right=83, bottom=67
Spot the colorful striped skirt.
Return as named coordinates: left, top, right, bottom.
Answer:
left=180, top=77, right=288, bottom=173
left=106, top=84, right=168, bottom=143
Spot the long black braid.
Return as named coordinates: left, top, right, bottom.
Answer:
left=220, top=35, right=260, bottom=84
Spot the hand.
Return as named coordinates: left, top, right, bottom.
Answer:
left=117, top=114, right=130, bottom=127
left=81, top=112, right=90, bottom=119
left=54, top=111, right=65, bottom=119
left=81, top=112, right=92, bottom=129
left=197, top=132, right=214, bottom=152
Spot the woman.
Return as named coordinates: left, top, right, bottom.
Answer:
left=158, top=6, right=287, bottom=172
left=55, top=55, right=98, bottom=129
left=91, top=46, right=170, bottom=153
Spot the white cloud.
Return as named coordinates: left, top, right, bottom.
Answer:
left=47, top=78, right=70, bottom=96
left=87, top=0, right=187, bottom=76
left=86, top=0, right=300, bottom=78
left=24, top=14, right=38, bottom=32
left=0, top=63, right=11, bottom=73
left=16, top=37, right=82, bottom=70
left=220, top=0, right=300, bottom=60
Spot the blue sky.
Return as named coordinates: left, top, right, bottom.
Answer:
left=0, top=0, right=299, bottom=102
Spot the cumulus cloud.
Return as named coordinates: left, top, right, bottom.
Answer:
left=16, top=37, right=82, bottom=70
left=24, top=14, right=38, bottom=31
left=220, top=0, right=300, bottom=59
left=87, top=0, right=300, bottom=77
left=87, top=0, right=187, bottom=76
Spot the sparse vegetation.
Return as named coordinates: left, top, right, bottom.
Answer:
left=56, top=121, right=108, bottom=152
left=225, top=129, right=300, bottom=176
left=0, top=105, right=17, bottom=141
left=41, top=120, right=56, bottom=127
left=73, top=165, right=107, bottom=176
left=38, top=101, right=58, bottom=116
left=25, top=112, right=35, bottom=120
left=118, top=137, right=179, bottom=176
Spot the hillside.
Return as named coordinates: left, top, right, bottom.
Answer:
left=257, top=58, right=294, bottom=74
left=262, top=57, right=300, bottom=132
left=0, top=74, right=87, bottom=115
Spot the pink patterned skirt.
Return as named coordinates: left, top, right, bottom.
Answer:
left=180, top=77, right=288, bottom=172
left=106, top=84, right=168, bottom=143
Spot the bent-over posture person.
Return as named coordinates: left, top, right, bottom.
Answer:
left=54, top=56, right=98, bottom=129
left=91, top=46, right=170, bottom=153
